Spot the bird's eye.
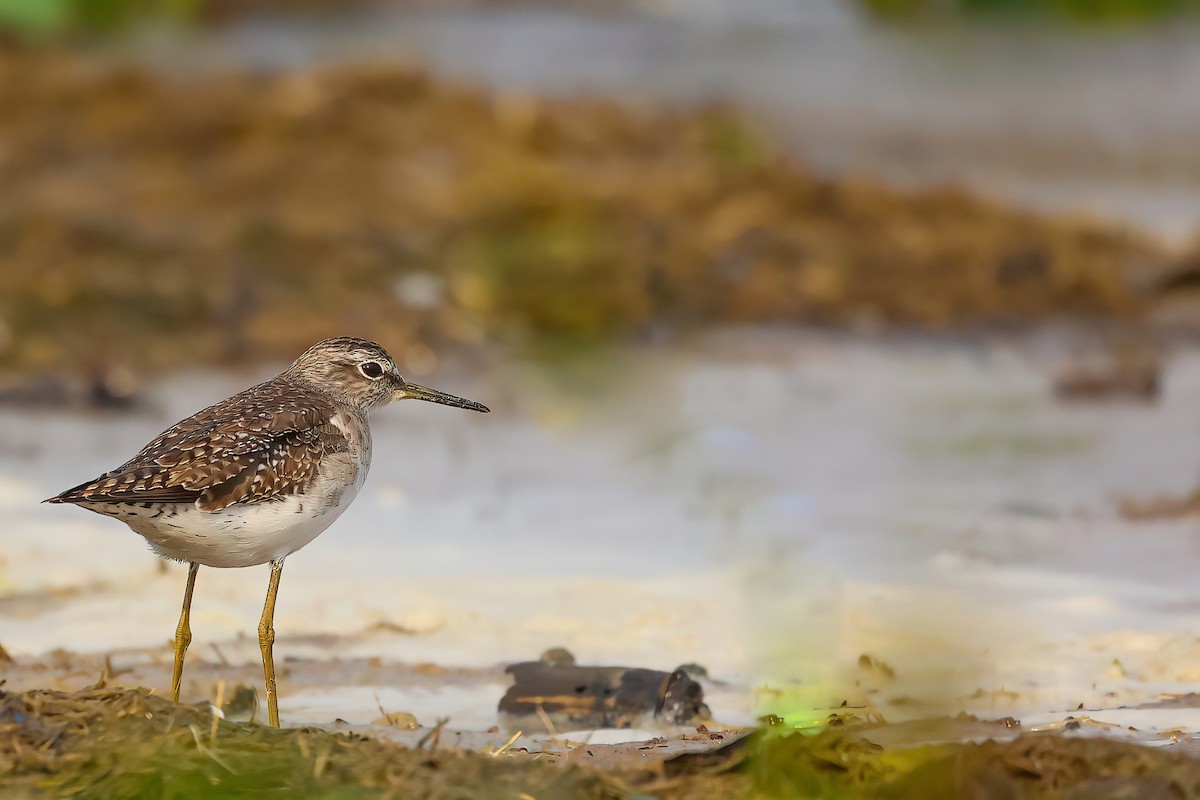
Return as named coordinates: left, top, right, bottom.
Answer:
left=359, top=361, right=384, bottom=379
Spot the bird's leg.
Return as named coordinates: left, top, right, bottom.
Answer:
left=171, top=562, right=200, bottom=703
left=258, top=558, right=285, bottom=727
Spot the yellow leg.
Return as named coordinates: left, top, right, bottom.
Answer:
left=171, top=562, right=199, bottom=703
left=258, top=559, right=285, bottom=727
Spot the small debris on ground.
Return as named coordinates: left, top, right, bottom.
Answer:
left=500, top=655, right=711, bottom=732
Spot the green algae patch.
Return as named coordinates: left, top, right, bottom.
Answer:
left=742, top=727, right=1200, bottom=799
left=0, top=687, right=623, bottom=799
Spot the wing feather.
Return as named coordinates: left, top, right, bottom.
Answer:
left=47, top=381, right=351, bottom=512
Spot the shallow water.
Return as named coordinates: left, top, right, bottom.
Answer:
left=6, top=329, right=1200, bottom=739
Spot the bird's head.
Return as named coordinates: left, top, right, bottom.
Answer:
left=286, top=337, right=490, bottom=415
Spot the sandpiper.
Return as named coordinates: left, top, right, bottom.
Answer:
left=46, top=337, right=489, bottom=725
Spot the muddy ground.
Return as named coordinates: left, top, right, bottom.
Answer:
left=8, top=675, right=1200, bottom=798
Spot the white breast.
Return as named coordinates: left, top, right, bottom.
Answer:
left=110, top=476, right=355, bottom=568
left=107, top=420, right=372, bottom=568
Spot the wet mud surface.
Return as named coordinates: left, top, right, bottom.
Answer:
left=12, top=334, right=1200, bottom=795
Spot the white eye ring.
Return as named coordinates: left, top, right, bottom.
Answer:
left=359, top=361, right=384, bottom=379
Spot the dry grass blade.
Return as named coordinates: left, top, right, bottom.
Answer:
left=490, top=730, right=523, bottom=758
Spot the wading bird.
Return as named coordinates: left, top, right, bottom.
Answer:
left=47, top=337, right=489, bottom=725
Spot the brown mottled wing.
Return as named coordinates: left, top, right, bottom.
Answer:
left=48, top=380, right=350, bottom=512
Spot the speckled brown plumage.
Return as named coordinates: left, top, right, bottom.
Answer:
left=47, top=382, right=351, bottom=512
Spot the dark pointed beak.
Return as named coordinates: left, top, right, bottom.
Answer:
left=395, top=381, right=490, bottom=413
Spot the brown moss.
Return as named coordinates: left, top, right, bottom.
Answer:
left=6, top=687, right=1200, bottom=799
left=0, top=686, right=625, bottom=798
left=681, top=727, right=1200, bottom=799
left=0, top=52, right=1171, bottom=378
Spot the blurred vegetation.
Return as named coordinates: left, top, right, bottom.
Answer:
left=0, top=50, right=1174, bottom=378
left=0, top=0, right=200, bottom=38
left=859, top=0, right=1200, bottom=24
left=4, top=0, right=1197, bottom=35
left=0, top=0, right=381, bottom=39
left=0, top=0, right=566, bottom=40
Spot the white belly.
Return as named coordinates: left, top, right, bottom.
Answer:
left=101, top=477, right=362, bottom=568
